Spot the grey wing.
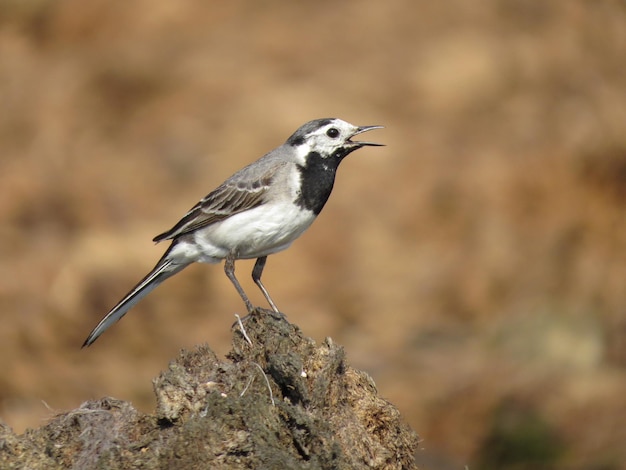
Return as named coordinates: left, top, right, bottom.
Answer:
left=153, top=161, right=282, bottom=242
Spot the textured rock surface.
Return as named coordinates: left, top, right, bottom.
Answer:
left=0, top=310, right=418, bottom=469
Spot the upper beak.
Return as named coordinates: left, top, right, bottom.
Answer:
left=350, top=125, right=385, bottom=147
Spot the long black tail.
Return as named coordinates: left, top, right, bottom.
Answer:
left=82, top=258, right=187, bottom=347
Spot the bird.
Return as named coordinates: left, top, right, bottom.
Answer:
left=82, top=118, right=383, bottom=347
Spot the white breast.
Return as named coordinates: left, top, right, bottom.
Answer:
left=190, top=202, right=317, bottom=261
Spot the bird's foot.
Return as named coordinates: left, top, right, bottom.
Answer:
left=260, top=307, right=287, bottom=321
left=231, top=307, right=286, bottom=327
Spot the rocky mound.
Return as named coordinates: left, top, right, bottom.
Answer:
left=0, top=310, right=418, bottom=469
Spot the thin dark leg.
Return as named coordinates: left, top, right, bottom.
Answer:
left=252, top=256, right=280, bottom=313
left=224, top=253, right=254, bottom=313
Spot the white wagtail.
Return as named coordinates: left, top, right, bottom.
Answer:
left=82, top=118, right=383, bottom=347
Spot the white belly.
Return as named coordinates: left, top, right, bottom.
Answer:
left=188, top=203, right=316, bottom=261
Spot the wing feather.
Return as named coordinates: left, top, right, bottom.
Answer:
left=153, top=164, right=279, bottom=242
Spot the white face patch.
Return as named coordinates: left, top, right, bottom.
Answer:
left=293, top=119, right=358, bottom=161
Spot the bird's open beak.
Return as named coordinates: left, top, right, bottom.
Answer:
left=349, top=125, right=385, bottom=147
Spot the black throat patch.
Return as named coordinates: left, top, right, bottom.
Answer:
left=294, top=151, right=343, bottom=215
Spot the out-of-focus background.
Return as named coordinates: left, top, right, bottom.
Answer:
left=1, top=1, right=625, bottom=468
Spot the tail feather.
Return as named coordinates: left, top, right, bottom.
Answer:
left=82, top=259, right=187, bottom=347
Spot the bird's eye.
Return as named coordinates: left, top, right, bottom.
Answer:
left=326, top=128, right=340, bottom=138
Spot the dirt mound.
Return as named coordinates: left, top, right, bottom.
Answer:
left=0, top=310, right=418, bottom=469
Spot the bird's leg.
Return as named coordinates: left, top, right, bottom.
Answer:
left=252, top=256, right=280, bottom=313
left=224, top=253, right=254, bottom=313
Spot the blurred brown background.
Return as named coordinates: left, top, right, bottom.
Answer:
left=1, top=1, right=625, bottom=468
